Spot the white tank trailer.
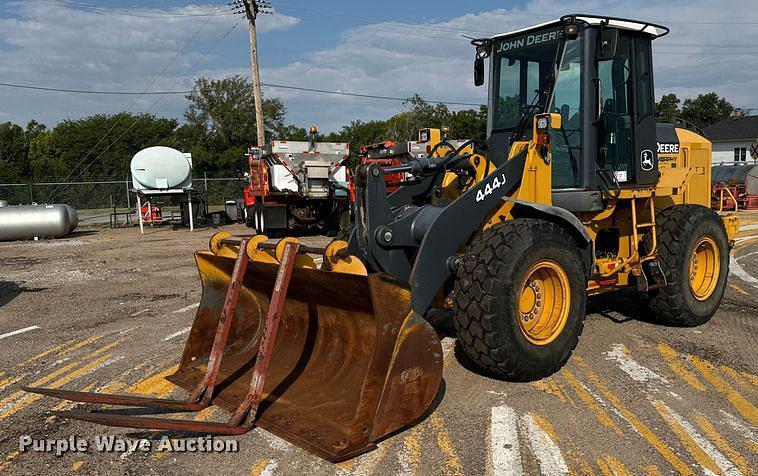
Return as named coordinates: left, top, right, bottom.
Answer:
left=0, top=202, right=79, bottom=241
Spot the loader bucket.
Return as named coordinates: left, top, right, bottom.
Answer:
left=166, top=246, right=443, bottom=462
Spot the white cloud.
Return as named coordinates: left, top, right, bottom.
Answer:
left=260, top=0, right=757, bottom=131
left=0, top=2, right=298, bottom=126
left=0, top=0, right=755, bottom=133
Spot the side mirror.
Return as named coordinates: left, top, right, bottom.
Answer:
left=474, top=57, right=485, bottom=87
left=597, top=28, right=619, bottom=61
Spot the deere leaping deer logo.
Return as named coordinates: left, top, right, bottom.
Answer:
left=641, top=149, right=655, bottom=171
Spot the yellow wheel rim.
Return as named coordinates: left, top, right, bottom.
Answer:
left=689, top=236, right=720, bottom=301
left=517, top=260, right=571, bottom=346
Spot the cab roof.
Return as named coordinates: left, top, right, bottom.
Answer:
left=489, top=14, right=670, bottom=41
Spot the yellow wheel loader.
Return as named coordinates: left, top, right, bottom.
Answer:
left=27, top=14, right=738, bottom=463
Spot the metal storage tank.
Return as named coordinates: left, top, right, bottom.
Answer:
left=711, top=164, right=758, bottom=210
left=0, top=204, right=75, bottom=241
left=131, top=146, right=193, bottom=191
left=63, top=204, right=79, bottom=232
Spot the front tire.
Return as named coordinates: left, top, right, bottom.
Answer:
left=453, top=219, right=587, bottom=381
left=646, top=205, right=729, bottom=327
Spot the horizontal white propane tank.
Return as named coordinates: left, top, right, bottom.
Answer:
left=0, top=204, right=78, bottom=241
left=131, top=146, right=192, bottom=191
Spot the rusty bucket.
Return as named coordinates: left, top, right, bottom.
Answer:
left=26, top=236, right=443, bottom=463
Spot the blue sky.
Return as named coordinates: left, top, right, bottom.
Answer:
left=0, top=0, right=756, bottom=132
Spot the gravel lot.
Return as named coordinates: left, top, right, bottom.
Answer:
left=0, top=214, right=756, bottom=475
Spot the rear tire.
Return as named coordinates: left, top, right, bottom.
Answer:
left=646, top=205, right=729, bottom=327
left=453, top=219, right=587, bottom=381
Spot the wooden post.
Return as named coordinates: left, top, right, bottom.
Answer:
left=243, top=0, right=267, bottom=148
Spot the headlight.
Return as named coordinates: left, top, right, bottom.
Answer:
left=536, top=117, right=549, bottom=130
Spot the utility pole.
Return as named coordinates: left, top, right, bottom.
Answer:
left=236, top=0, right=271, bottom=148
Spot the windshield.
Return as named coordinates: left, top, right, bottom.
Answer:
left=492, top=27, right=565, bottom=132
left=492, top=26, right=584, bottom=188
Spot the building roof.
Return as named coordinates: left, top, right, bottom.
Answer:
left=703, top=115, right=758, bottom=142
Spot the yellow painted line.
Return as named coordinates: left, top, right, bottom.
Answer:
left=532, top=377, right=575, bottom=405
left=251, top=459, right=269, bottom=476
left=0, top=354, right=112, bottom=422
left=730, top=284, right=750, bottom=297
left=97, top=381, right=127, bottom=394
left=690, top=355, right=758, bottom=425
left=718, top=365, right=755, bottom=394
left=657, top=343, right=706, bottom=392
left=582, top=369, right=693, bottom=475
left=741, top=371, right=758, bottom=389
left=129, top=364, right=180, bottom=398
left=20, top=338, right=79, bottom=365
left=430, top=414, right=464, bottom=476
left=88, top=338, right=127, bottom=360
left=596, top=455, right=631, bottom=476
left=693, top=412, right=750, bottom=475
left=531, top=413, right=559, bottom=442
left=562, top=370, right=623, bottom=435
left=596, top=457, right=612, bottom=476
left=401, top=427, right=422, bottom=475
left=644, top=465, right=662, bottom=476
left=651, top=400, right=721, bottom=475
left=72, top=460, right=85, bottom=472
left=0, top=451, right=21, bottom=471
left=57, top=334, right=106, bottom=357
left=0, top=375, right=23, bottom=392
left=566, top=451, right=596, bottom=476
left=735, top=236, right=758, bottom=251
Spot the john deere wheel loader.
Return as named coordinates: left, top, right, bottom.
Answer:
left=26, top=14, right=739, bottom=463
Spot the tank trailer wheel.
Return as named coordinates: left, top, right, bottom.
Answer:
left=453, top=219, right=587, bottom=381
left=646, top=205, right=729, bottom=327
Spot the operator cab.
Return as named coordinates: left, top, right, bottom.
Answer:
left=473, top=14, right=669, bottom=212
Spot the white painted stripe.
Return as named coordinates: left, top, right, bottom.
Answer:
left=491, top=406, right=523, bottom=476
left=739, top=224, right=758, bottom=232
left=520, top=414, right=569, bottom=475
left=658, top=401, right=743, bottom=476
left=605, top=343, right=669, bottom=386
left=172, top=303, right=199, bottom=314
left=260, top=431, right=293, bottom=452
left=163, top=327, right=192, bottom=341
left=88, top=356, right=125, bottom=374
left=737, top=250, right=758, bottom=261
left=729, top=260, right=758, bottom=288
left=720, top=410, right=758, bottom=445
left=0, top=325, right=39, bottom=341
left=259, top=459, right=278, bottom=476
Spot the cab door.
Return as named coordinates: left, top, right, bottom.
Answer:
left=597, top=31, right=658, bottom=186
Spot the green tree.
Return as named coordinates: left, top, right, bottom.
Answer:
left=449, top=106, right=488, bottom=143
left=0, top=122, right=28, bottom=181
left=184, top=76, right=287, bottom=174
left=655, top=93, right=681, bottom=123
left=680, top=92, right=733, bottom=129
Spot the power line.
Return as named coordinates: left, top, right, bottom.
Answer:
left=46, top=4, right=229, bottom=201
left=61, top=18, right=245, bottom=188
left=47, top=7, right=237, bottom=200
left=40, top=0, right=238, bottom=19
left=0, top=81, right=485, bottom=107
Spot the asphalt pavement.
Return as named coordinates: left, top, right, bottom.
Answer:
left=0, top=215, right=756, bottom=475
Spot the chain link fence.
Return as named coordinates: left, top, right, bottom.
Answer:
left=0, top=176, right=247, bottom=213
